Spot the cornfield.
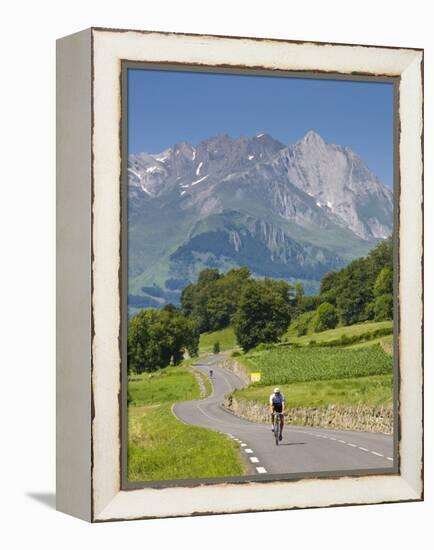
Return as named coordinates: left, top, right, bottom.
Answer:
left=241, top=344, right=392, bottom=385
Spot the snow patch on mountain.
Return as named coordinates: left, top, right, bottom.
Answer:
left=191, top=174, right=209, bottom=186
left=128, top=167, right=142, bottom=180
left=128, top=130, right=392, bottom=242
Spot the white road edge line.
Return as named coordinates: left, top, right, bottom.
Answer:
left=386, top=457, right=394, bottom=461
left=250, top=457, right=259, bottom=463
left=338, top=440, right=346, bottom=444
left=256, top=467, right=267, bottom=474
left=245, top=449, right=253, bottom=454
left=371, top=451, right=384, bottom=457
left=359, top=447, right=370, bottom=452
left=347, top=443, right=357, bottom=447
left=240, top=443, right=247, bottom=447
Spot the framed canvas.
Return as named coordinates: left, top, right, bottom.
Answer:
left=56, top=27, right=423, bottom=522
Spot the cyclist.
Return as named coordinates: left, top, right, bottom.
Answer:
left=270, top=388, right=285, bottom=441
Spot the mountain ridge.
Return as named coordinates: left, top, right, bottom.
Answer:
left=127, top=131, right=393, bottom=312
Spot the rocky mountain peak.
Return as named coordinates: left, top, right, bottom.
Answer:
left=127, top=130, right=393, bottom=309
left=128, top=130, right=392, bottom=240
left=299, top=129, right=326, bottom=146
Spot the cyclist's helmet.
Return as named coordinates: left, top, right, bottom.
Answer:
left=274, top=388, right=281, bottom=394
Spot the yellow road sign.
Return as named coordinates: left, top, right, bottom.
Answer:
left=250, top=372, right=261, bottom=382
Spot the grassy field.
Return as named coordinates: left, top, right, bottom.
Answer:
left=230, top=321, right=394, bottom=411
left=348, top=334, right=393, bottom=351
left=128, top=366, right=200, bottom=406
left=238, top=344, right=392, bottom=385
left=198, top=320, right=393, bottom=355
left=285, top=320, right=393, bottom=345
left=233, top=374, right=393, bottom=408
left=199, top=325, right=237, bottom=353
left=128, top=365, right=245, bottom=482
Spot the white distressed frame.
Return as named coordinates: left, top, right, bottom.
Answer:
left=57, top=28, right=423, bottom=522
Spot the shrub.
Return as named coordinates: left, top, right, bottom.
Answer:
left=290, top=311, right=315, bottom=337
left=313, top=302, right=339, bottom=332
left=340, top=334, right=350, bottom=345
left=213, top=341, right=220, bottom=354
left=309, top=339, right=317, bottom=346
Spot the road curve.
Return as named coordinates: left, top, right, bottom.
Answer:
left=173, top=355, right=394, bottom=476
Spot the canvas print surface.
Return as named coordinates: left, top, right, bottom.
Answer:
left=125, top=68, right=395, bottom=484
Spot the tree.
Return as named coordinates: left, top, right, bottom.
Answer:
left=232, top=279, right=291, bottom=351
left=368, top=237, right=393, bottom=271
left=180, top=267, right=251, bottom=332
left=374, top=267, right=393, bottom=297
left=294, top=282, right=304, bottom=302
left=213, top=341, right=220, bottom=354
left=313, top=302, right=339, bottom=332
left=127, top=308, right=199, bottom=374
left=320, top=271, right=340, bottom=294
left=335, top=258, right=373, bottom=325
left=316, top=238, right=393, bottom=326
left=374, top=293, right=393, bottom=321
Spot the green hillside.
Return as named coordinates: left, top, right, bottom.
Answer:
left=199, top=326, right=237, bottom=354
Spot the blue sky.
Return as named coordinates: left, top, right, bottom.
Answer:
left=128, top=69, right=394, bottom=186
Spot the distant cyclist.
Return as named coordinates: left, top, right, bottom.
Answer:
left=270, top=388, right=285, bottom=441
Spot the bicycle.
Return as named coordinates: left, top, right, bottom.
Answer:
left=272, top=412, right=283, bottom=446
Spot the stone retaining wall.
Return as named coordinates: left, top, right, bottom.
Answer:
left=220, top=356, right=250, bottom=385
left=224, top=395, right=393, bottom=434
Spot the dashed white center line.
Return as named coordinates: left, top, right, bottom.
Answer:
left=286, top=429, right=393, bottom=464
left=250, top=457, right=259, bottom=463
left=245, top=449, right=253, bottom=454
left=256, top=467, right=267, bottom=474
left=240, top=443, right=247, bottom=447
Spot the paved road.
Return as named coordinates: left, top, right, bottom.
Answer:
left=173, top=355, right=394, bottom=476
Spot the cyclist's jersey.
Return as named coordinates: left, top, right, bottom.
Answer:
left=269, top=393, right=285, bottom=412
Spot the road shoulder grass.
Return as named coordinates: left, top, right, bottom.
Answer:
left=233, top=374, right=393, bottom=408
left=128, top=364, right=245, bottom=482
